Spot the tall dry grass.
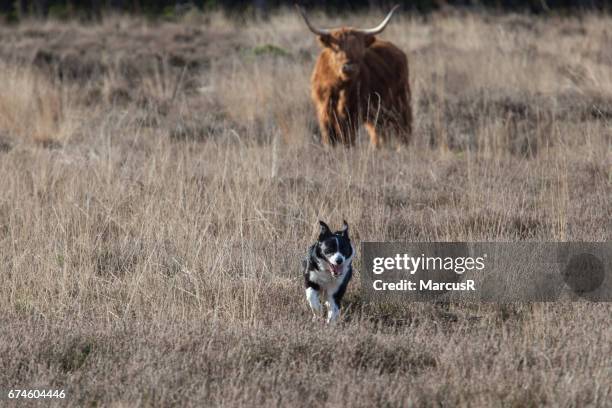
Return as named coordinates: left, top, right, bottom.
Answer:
left=0, top=64, right=75, bottom=145
left=0, top=9, right=610, bottom=407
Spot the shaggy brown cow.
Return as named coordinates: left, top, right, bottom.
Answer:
left=297, top=5, right=412, bottom=147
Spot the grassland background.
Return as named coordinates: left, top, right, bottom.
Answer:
left=0, top=8, right=610, bottom=407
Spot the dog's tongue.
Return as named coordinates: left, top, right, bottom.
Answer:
left=330, top=264, right=341, bottom=276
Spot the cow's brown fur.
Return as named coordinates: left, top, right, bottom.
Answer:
left=309, top=28, right=412, bottom=147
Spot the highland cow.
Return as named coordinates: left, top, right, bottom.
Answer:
left=297, top=5, right=412, bottom=147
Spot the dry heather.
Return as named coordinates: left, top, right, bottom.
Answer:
left=0, top=9, right=610, bottom=407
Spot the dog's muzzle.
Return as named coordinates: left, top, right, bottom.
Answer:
left=329, top=263, right=343, bottom=277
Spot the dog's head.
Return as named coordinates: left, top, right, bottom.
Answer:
left=316, top=220, right=354, bottom=278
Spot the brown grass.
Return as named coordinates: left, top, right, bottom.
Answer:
left=0, top=9, right=610, bottom=407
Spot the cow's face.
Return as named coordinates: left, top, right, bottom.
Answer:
left=319, top=29, right=375, bottom=80
left=297, top=5, right=399, bottom=80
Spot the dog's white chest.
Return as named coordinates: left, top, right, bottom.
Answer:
left=308, top=268, right=346, bottom=293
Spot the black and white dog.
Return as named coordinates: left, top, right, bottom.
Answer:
left=302, top=220, right=354, bottom=324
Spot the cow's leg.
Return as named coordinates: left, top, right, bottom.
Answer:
left=316, top=106, right=336, bottom=146
left=336, top=120, right=357, bottom=147
left=333, top=119, right=346, bottom=146
left=314, top=92, right=340, bottom=146
left=330, top=110, right=356, bottom=147
left=334, top=92, right=359, bottom=147
left=321, top=122, right=338, bottom=146
left=365, top=96, right=386, bottom=148
left=346, top=114, right=359, bottom=147
left=396, top=90, right=412, bottom=145
left=365, top=122, right=381, bottom=148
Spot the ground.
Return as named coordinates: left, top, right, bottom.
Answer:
left=0, top=8, right=610, bottom=407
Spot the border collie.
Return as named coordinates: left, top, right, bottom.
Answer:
left=302, top=220, right=354, bottom=324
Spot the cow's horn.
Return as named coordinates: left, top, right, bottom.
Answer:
left=360, top=5, right=400, bottom=35
left=295, top=4, right=332, bottom=36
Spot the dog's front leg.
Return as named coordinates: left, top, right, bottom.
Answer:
left=325, top=297, right=340, bottom=324
left=306, top=287, right=323, bottom=321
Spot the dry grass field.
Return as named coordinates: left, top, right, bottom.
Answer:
left=0, top=8, right=611, bottom=407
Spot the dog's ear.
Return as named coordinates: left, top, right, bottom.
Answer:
left=318, top=220, right=332, bottom=241
left=340, top=220, right=349, bottom=239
